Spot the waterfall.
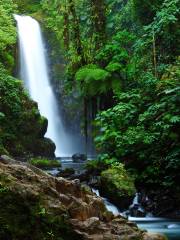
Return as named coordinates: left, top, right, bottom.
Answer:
left=14, top=15, right=77, bottom=157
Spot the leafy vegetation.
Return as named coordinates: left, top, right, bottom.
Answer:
left=95, top=59, right=180, bottom=188
left=0, top=0, right=17, bottom=71
left=39, top=0, right=179, bottom=195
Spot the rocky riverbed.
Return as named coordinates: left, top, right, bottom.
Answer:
left=0, top=155, right=167, bottom=240
left=49, top=158, right=180, bottom=240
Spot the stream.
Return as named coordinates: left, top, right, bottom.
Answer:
left=92, top=188, right=180, bottom=240
left=48, top=160, right=180, bottom=240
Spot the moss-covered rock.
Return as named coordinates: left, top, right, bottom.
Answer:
left=0, top=64, right=55, bottom=157
left=100, top=163, right=136, bottom=210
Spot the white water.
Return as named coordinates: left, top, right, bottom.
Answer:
left=92, top=189, right=180, bottom=239
left=92, top=188, right=120, bottom=216
left=15, top=15, right=76, bottom=157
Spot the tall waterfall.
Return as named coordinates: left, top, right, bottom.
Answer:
left=15, top=15, right=76, bottom=157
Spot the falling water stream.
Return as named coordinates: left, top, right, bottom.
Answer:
left=15, top=15, right=80, bottom=157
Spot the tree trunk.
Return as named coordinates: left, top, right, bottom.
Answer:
left=68, top=0, right=85, bottom=64
left=90, top=0, right=106, bottom=50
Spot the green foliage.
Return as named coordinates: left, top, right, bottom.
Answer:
left=29, top=158, right=61, bottom=169
left=135, top=0, right=180, bottom=70
left=105, top=62, right=122, bottom=73
left=95, top=58, right=180, bottom=188
left=14, top=0, right=41, bottom=14
left=0, top=0, right=17, bottom=51
left=85, top=156, right=109, bottom=174
left=0, top=0, right=17, bottom=71
left=41, top=0, right=64, bottom=43
left=75, top=64, right=111, bottom=96
left=0, top=183, right=9, bottom=193
left=96, top=30, right=136, bottom=65
left=133, top=0, right=164, bottom=24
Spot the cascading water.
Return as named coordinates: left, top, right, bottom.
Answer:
left=92, top=189, right=180, bottom=239
left=15, top=15, right=77, bottom=157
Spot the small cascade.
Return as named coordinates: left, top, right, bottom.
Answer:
left=128, top=193, right=146, bottom=217
left=132, top=192, right=139, bottom=205
left=14, top=15, right=82, bottom=157
left=92, top=188, right=120, bottom=216
left=91, top=189, right=180, bottom=239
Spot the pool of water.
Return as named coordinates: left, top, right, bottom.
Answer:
left=129, top=217, right=180, bottom=240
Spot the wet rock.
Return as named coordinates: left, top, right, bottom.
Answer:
left=72, top=153, right=87, bottom=162
left=56, top=168, right=75, bottom=178
left=89, top=176, right=101, bottom=188
left=129, top=193, right=146, bottom=217
left=129, top=203, right=146, bottom=217
left=69, top=172, right=90, bottom=182
left=138, top=190, right=180, bottom=219
left=38, top=116, right=48, bottom=137
left=0, top=157, right=166, bottom=240
left=143, top=233, right=167, bottom=240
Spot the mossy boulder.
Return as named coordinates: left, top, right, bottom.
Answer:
left=0, top=64, right=55, bottom=157
left=30, top=138, right=56, bottom=158
left=100, top=163, right=136, bottom=210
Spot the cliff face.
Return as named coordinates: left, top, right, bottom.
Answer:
left=0, top=155, right=166, bottom=240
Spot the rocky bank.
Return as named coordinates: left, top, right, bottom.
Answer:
left=0, top=155, right=167, bottom=240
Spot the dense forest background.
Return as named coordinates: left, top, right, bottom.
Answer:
left=0, top=0, right=180, bottom=215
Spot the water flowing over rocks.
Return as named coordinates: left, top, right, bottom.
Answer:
left=0, top=155, right=167, bottom=240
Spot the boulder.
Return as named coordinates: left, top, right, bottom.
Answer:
left=56, top=168, right=75, bottom=178
left=34, top=137, right=56, bottom=157
left=72, top=153, right=87, bottom=162
left=143, top=233, right=168, bottom=240
left=129, top=204, right=146, bottom=217
left=100, top=165, right=136, bottom=210
left=0, top=157, right=167, bottom=240
left=38, top=116, right=48, bottom=137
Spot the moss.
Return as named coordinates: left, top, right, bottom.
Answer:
left=0, top=143, right=9, bottom=155
left=100, top=163, right=136, bottom=209
left=29, top=158, right=61, bottom=169
left=101, top=163, right=136, bottom=198
left=85, top=159, right=108, bottom=175
left=31, top=10, right=45, bottom=23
